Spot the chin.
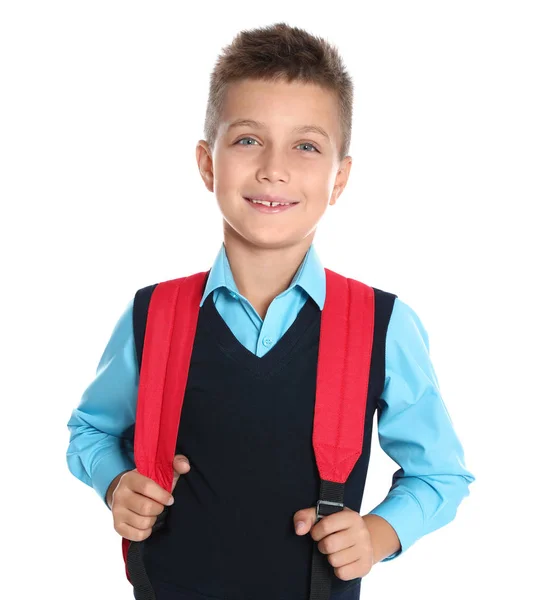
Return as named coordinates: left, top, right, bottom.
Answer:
left=246, top=230, right=305, bottom=250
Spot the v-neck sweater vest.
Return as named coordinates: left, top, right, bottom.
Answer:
left=133, top=282, right=397, bottom=600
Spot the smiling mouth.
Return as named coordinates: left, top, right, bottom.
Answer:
left=244, top=197, right=298, bottom=206
left=243, top=197, right=299, bottom=213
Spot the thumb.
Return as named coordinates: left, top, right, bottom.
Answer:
left=171, top=454, right=190, bottom=492
left=294, top=507, right=317, bottom=535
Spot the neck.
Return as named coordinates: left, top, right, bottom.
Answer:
left=222, top=225, right=315, bottom=320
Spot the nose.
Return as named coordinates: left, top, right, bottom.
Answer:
left=256, top=147, right=289, bottom=183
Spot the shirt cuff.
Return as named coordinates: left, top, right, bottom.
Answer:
left=368, top=490, right=426, bottom=562
left=92, top=451, right=136, bottom=510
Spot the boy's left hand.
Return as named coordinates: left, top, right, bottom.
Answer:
left=293, top=506, right=374, bottom=581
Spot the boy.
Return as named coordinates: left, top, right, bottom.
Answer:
left=66, top=22, right=475, bottom=600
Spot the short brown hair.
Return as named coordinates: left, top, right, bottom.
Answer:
left=203, top=22, right=354, bottom=162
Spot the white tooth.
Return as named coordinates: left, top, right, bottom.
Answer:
left=250, top=199, right=289, bottom=206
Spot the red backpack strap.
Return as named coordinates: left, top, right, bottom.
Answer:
left=315, top=268, right=375, bottom=484
left=310, top=268, right=375, bottom=600
left=134, top=271, right=209, bottom=490
left=123, top=270, right=208, bottom=598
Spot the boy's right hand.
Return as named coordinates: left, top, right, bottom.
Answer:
left=108, top=454, right=190, bottom=542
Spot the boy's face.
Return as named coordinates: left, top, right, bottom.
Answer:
left=196, top=78, right=352, bottom=251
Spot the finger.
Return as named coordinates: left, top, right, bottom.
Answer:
left=128, top=472, right=174, bottom=507
left=317, top=528, right=356, bottom=556
left=118, top=505, right=158, bottom=531
left=334, top=556, right=372, bottom=581
left=173, top=454, right=190, bottom=468
left=117, top=519, right=154, bottom=543
left=327, top=545, right=360, bottom=569
left=127, top=489, right=167, bottom=517
left=294, top=507, right=317, bottom=535
left=311, top=507, right=357, bottom=540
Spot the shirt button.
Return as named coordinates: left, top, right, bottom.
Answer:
left=230, top=292, right=238, bottom=299
left=262, top=337, right=273, bottom=347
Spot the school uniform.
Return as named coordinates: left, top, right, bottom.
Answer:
left=66, top=242, right=475, bottom=599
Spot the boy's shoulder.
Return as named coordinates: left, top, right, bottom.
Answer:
left=324, top=266, right=399, bottom=304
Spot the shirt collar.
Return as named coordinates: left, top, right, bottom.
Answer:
left=199, top=242, right=326, bottom=310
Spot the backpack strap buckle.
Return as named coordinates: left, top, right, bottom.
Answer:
left=316, top=499, right=344, bottom=521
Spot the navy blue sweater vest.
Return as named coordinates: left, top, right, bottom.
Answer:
left=131, top=280, right=396, bottom=600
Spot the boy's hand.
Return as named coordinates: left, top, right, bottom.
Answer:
left=293, top=505, right=374, bottom=581
left=109, top=454, right=191, bottom=542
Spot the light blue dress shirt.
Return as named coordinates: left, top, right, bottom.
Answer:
left=66, top=242, right=475, bottom=562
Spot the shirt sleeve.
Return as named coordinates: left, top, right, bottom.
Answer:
left=368, top=297, right=476, bottom=561
left=66, top=298, right=138, bottom=509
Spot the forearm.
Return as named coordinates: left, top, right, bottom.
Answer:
left=362, top=513, right=401, bottom=564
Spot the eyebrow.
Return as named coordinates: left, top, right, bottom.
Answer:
left=227, top=118, right=331, bottom=141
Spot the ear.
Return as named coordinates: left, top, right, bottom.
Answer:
left=329, top=155, right=352, bottom=206
left=196, top=140, right=214, bottom=193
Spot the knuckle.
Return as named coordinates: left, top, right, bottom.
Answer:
left=328, top=553, right=340, bottom=567
left=136, top=527, right=151, bottom=542
left=140, top=516, right=154, bottom=529
left=131, top=528, right=144, bottom=542
left=112, top=506, right=122, bottom=521
left=131, top=529, right=142, bottom=542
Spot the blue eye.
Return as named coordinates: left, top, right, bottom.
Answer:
left=236, top=137, right=258, bottom=146
left=235, top=137, right=319, bottom=152
left=296, top=142, right=318, bottom=152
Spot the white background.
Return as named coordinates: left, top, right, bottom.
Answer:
left=1, top=1, right=532, bottom=598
